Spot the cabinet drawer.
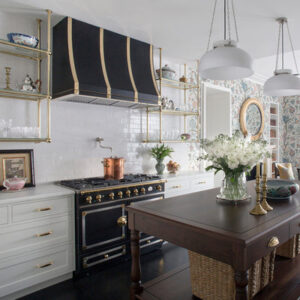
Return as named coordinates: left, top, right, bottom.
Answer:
left=0, top=206, right=8, bottom=226
left=247, top=223, right=289, bottom=265
left=0, top=217, right=72, bottom=257
left=191, top=175, right=214, bottom=191
left=12, top=196, right=72, bottom=223
left=0, top=244, right=74, bottom=298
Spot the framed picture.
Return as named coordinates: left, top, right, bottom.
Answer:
left=0, top=149, right=35, bottom=190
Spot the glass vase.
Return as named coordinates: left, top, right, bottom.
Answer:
left=218, top=172, right=249, bottom=201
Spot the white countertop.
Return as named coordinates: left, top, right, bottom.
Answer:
left=160, top=170, right=213, bottom=180
left=0, top=183, right=74, bottom=204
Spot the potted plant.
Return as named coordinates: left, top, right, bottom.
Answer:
left=150, top=144, right=174, bottom=175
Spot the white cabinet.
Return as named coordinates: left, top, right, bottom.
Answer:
left=0, top=184, right=75, bottom=299
left=164, top=171, right=214, bottom=198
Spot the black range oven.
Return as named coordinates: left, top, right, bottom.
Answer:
left=60, top=174, right=165, bottom=276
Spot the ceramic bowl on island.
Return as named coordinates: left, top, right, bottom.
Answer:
left=3, top=176, right=27, bottom=191
left=266, top=179, right=299, bottom=199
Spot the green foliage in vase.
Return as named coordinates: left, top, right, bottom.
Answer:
left=150, top=144, right=174, bottom=161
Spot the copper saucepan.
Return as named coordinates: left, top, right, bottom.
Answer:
left=102, top=157, right=125, bottom=180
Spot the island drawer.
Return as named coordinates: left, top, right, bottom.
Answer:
left=0, top=216, right=72, bottom=257
left=246, top=223, right=289, bottom=265
left=0, top=206, right=8, bottom=226
left=12, top=196, right=72, bottom=223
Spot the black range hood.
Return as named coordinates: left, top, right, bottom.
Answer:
left=52, top=17, right=160, bottom=108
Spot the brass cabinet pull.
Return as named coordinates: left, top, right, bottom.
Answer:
left=36, top=207, right=52, bottom=212
left=198, top=181, right=206, bottom=184
left=172, top=185, right=181, bottom=189
left=36, top=231, right=53, bottom=238
left=268, top=236, right=279, bottom=248
left=117, top=216, right=127, bottom=226
left=36, top=261, right=53, bottom=268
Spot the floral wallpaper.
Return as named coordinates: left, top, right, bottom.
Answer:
left=281, top=96, right=300, bottom=175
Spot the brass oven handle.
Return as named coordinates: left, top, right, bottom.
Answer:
left=117, top=216, right=127, bottom=226
left=36, top=207, right=52, bottom=212
left=36, top=231, right=53, bottom=238
left=172, top=185, right=181, bottom=189
left=36, top=261, right=53, bottom=269
left=268, top=236, right=279, bottom=248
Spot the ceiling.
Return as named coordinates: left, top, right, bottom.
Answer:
left=1, top=0, right=300, bottom=77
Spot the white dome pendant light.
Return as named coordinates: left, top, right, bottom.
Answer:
left=199, top=0, right=253, bottom=80
left=264, top=18, right=300, bottom=96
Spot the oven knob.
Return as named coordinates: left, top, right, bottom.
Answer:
left=148, top=186, right=153, bottom=192
left=126, top=190, right=131, bottom=197
left=109, top=192, right=115, bottom=200
left=156, top=185, right=162, bottom=192
left=141, top=187, right=146, bottom=194
left=117, top=216, right=127, bottom=226
left=85, top=196, right=92, bottom=204
left=117, top=191, right=123, bottom=199
left=95, top=194, right=102, bottom=202
left=133, top=189, right=139, bottom=196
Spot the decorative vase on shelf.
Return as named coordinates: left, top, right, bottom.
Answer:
left=155, top=159, right=165, bottom=175
left=218, top=172, right=248, bottom=201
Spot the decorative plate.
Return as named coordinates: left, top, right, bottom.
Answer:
left=7, top=33, right=39, bottom=48
left=266, top=179, right=299, bottom=199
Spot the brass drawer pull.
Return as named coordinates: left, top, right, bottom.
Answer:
left=36, top=261, right=53, bottom=268
left=36, top=207, right=52, bottom=212
left=268, top=236, right=279, bottom=248
left=117, top=216, right=127, bottom=226
left=36, top=231, right=53, bottom=238
left=172, top=185, right=181, bottom=189
left=198, top=181, right=206, bottom=184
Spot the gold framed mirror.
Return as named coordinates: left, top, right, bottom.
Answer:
left=240, top=98, right=264, bottom=141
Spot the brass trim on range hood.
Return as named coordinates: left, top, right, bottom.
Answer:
left=127, top=37, right=138, bottom=102
left=100, top=28, right=111, bottom=99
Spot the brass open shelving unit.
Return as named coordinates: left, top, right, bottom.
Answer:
left=0, top=10, right=52, bottom=143
left=143, top=48, right=200, bottom=143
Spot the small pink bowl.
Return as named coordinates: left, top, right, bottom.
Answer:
left=3, top=177, right=27, bottom=191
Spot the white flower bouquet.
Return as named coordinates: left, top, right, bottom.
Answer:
left=200, top=131, right=271, bottom=200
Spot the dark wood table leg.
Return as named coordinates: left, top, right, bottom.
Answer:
left=234, top=270, right=248, bottom=300
left=130, top=229, right=143, bottom=300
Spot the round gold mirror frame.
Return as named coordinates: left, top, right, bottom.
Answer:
left=240, top=98, right=264, bottom=141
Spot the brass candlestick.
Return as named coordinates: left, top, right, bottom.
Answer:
left=261, top=174, right=273, bottom=211
left=250, top=175, right=267, bottom=215
left=4, top=67, right=11, bottom=90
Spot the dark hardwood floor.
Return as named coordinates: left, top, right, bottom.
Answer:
left=19, top=243, right=188, bottom=300
left=18, top=243, right=300, bottom=300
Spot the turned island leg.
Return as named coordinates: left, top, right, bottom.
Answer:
left=234, top=270, right=249, bottom=300
left=130, top=229, right=143, bottom=299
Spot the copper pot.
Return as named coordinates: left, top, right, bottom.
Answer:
left=102, top=157, right=125, bottom=180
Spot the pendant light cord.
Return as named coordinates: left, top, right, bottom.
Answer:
left=287, top=21, right=299, bottom=74
left=227, top=0, right=231, bottom=41
left=206, top=0, right=218, bottom=51
left=282, top=21, right=284, bottom=69
left=231, top=0, right=239, bottom=42
left=275, top=23, right=281, bottom=71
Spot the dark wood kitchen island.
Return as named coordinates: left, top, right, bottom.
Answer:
left=127, top=181, right=300, bottom=300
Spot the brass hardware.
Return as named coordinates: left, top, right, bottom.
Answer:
left=150, top=45, right=160, bottom=97
left=156, top=185, right=162, bottom=191
left=79, top=180, right=166, bottom=195
left=82, top=211, right=87, bottom=217
left=83, top=263, right=88, bottom=269
left=67, top=17, right=79, bottom=94
left=147, top=240, right=151, bottom=244
left=104, top=254, right=109, bottom=259
left=100, top=28, right=111, bottom=98
left=172, top=185, right=181, bottom=189
left=198, top=181, right=206, bottom=184
left=117, top=191, right=123, bottom=199
left=141, top=187, right=146, bottom=194
left=36, top=261, right=53, bottom=269
left=126, top=190, right=131, bottom=197
left=109, top=192, right=115, bottom=200
left=133, top=189, right=139, bottom=196
left=96, top=194, right=102, bottom=202
left=117, top=216, right=127, bottom=226
left=36, top=207, right=51, bottom=212
left=86, top=196, right=92, bottom=204
left=126, top=37, right=138, bottom=102
left=122, top=233, right=125, bottom=238
left=36, top=231, right=53, bottom=237
left=268, top=237, right=279, bottom=248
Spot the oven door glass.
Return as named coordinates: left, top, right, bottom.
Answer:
left=82, top=204, right=126, bottom=250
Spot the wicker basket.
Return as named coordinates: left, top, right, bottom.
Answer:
left=188, top=250, right=276, bottom=300
left=276, top=234, right=300, bottom=258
